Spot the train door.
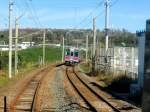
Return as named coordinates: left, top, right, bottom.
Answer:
left=71, top=51, right=74, bottom=57
left=70, top=50, right=74, bottom=63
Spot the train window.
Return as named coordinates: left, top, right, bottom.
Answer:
left=75, top=51, right=78, bottom=57
left=66, top=49, right=70, bottom=56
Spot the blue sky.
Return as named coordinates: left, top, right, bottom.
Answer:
left=0, top=0, right=150, bottom=32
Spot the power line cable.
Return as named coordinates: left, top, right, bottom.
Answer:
left=73, top=0, right=105, bottom=29
left=110, top=0, right=119, bottom=7
left=95, top=9, right=105, bottom=19
left=80, top=0, right=120, bottom=29
left=96, top=0, right=119, bottom=18
left=28, top=0, right=43, bottom=27
left=24, top=0, right=40, bottom=28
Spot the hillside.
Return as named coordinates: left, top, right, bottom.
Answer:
left=0, top=28, right=137, bottom=47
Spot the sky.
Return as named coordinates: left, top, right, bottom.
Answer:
left=0, top=0, right=150, bottom=33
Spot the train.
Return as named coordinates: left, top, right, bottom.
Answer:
left=65, top=47, right=80, bottom=65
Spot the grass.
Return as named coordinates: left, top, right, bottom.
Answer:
left=78, top=61, right=141, bottom=106
left=19, top=47, right=61, bottom=64
left=79, top=62, right=134, bottom=93
left=0, top=47, right=62, bottom=86
left=78, top=62, right=91, bottom=73
left=0, top=64, right=38, bottom=87
left=95, top=70, right=134, bottom=93
left=0, top=47, right=61, bottom=67
left=0, top=76, right=9, bottom=86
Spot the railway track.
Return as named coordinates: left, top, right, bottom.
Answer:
left=9, top=67, right=49, bottom=112
left=66, top=66, right=141, bottom=112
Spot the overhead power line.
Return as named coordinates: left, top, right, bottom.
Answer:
left=74, top=0, right=119, bottom=29
left=24, top=0, right=39, bottom=27
left=95, top=9, right=105, bottom=19
left=23, top=0, right=42, bottom=28
left=110, top=0, right=119, bottom=7
left=73, top=0, right=105, bottom=29
left=28, top=0, right=43, bottom=27
left=96, top=0, right=119, bottom=18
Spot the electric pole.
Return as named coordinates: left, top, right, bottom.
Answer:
left=43, top=29, right=46, bottom=65
left=92, top=18, right=96, bottom=73
left=62, top=37, right=64, bottom=62
left=86, top=35, right=88, bottom=62
left=8, top=0, right=13, bottom=78
left=93, top=18, right=96, bottom=57
left=14, top=14, right=24, bottom=75
left=15, top=18, right=19, bottom=75
left=105, top=0, right=109, bottom=63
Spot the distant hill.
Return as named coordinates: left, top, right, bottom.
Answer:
left=0, top=28, right=137, bottom=47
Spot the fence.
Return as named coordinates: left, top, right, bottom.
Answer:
left=96, top=47, right=138, bottom=79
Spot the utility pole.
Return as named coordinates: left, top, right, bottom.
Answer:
left=62, top=37, right=65, bottom=62
left=86, top=35, right=88, bottom=62
left=14, top=18, right=19, bottom=75
left=93, top=18, right=96, bottom=57
left=43, top=29, right=46, bottom=65
left=105, top=0, right=109, bottom=63
left=14, top=14, right=24, bottom=75
left=8, top=0, right=13, bottom=78
left=92, top=18, right=96, bottom=73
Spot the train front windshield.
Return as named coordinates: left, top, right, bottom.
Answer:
left=74, top=50, right=79, bottom=57
left=66, top=49, right=70, bottom=56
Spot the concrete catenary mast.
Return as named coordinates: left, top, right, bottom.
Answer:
left=105, top=0, right=109, bottom=63
left=8, top=0, right=13, bottom=78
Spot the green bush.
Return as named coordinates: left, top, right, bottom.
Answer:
left=0, top=52, right=14, bottom=69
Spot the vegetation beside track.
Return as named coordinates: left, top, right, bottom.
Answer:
left=79, top=62, right=134, bottom=90
left=78, top=62, right=142, bottom=106
left=18, top=47, right=61, bottom=67
left=0, top=47, right=61, bottom=86
left=0, top=66, right=36, bottom=87
left=78, top=62, right=91, bottom=73
left=0, top=47, right=61, bottom=69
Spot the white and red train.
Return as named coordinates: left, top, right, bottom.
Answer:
left=65, top=47, right=80, bottom=65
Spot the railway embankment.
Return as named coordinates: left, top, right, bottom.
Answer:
left=78, top=62, right=142, bottom=108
